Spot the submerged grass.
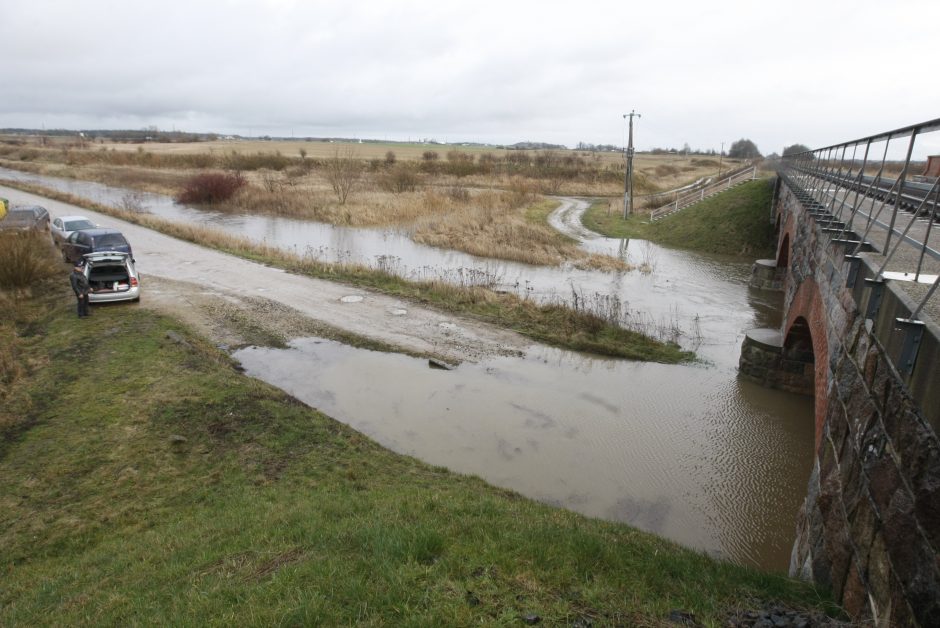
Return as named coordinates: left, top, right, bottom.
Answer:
left=0, top=284, right=839, bottom=625
left=0, top=181, right=690, bottom=363
left=583, top=179, right=778, bottom=258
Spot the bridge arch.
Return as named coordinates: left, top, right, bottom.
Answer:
left=776, top=232, right=790, bottom=269
left=783, top=279, right=829, bottom=448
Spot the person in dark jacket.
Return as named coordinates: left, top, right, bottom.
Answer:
left=69, top=263, right=91, bottom=318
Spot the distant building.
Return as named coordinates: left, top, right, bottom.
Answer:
left=925, top=155, right=940, bottom=178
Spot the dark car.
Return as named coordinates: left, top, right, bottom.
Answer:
left=61, top=228, right=133, bottom=264
left=0, top=205, right=51, bottom=233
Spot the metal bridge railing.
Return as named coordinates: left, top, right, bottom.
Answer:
left=649, top=165, right=757, bottom=221
left=780, top=117, right=940, bottom=372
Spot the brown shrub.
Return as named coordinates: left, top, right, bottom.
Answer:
left=379, top=164, right=420, bottom=194
left=177, top=171, right=246, bottom=204
left=0, top=231, right=60, bottom=292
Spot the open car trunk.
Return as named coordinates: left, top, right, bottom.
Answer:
left=88, top=262, right=132, bottom=294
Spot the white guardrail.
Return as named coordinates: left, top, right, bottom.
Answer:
left=649, top=165, right=758, bottom=221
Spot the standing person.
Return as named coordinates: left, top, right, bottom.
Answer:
left=69, top=263, right=91, bottom=318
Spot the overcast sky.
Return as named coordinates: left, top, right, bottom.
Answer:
left=1, top=0, right=938, bottom=155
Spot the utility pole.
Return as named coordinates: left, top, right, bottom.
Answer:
left=718, top=141, right=725, bottom=178
left=623, top=110, right=641, bottom=219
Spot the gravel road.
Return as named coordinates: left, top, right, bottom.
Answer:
left=1, top=184, right=532, bottom=362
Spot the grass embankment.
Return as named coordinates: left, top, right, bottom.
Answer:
left=0, top=284, right=837, bottom=625
left=0, top=181, right=690, bottom=363
left=583, top=179, right=777, bottom=258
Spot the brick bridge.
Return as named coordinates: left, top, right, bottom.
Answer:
left=738, top=120, right=940, bottom=626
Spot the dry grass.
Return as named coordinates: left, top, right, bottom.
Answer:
left=0, top=141, right=739, bottom=270
left=413, top=191, right=630, bottom=269
left=0, top=237, right=61, bottom=435
left=0, top=232, right=61, bottom=293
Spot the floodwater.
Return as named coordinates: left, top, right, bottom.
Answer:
left=0, top=167, right=815, bottom=571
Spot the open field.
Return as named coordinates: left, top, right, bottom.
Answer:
left=0, top=263, right=839, bottom=624
left=0, top=134, right=743, bottom=192
left=0, top=136, right=744, bottom=270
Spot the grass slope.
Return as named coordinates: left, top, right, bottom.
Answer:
left=583, top=179, right=777, bottom=258
left=0, top=290, right=837, bottom=625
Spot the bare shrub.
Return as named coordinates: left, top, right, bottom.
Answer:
left=323, top=148, right=364, bottom=204
left=422, top=150, right=439, bottom=161
left=0, top=231, right=60, bottom=292
left=261, top=170, right=283, bottom=193
left=380, top=164, right=420, bottom=194
left=385, top=150, right=396, bottom=165
left=177, top=171, right=246, bottom=204
left=119, top=191, right=146, bottom=213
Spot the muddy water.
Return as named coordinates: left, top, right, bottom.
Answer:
left=234, top=339, right=813, bottom=570
left=1, top=167, right=815, bottom=570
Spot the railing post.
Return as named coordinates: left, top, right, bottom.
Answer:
left=883, top=129, right=919, bottom=254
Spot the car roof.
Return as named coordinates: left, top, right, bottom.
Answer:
left=12, top=205, right=48, bottom=213
left=80, top=228, right=126, bottom=236
left=58, top=215, right=93, bottom=222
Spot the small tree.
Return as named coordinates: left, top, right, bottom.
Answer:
left=782, top=143, right=811, bottom=158
left=727, top=138, right=762, bottom=159
left=324, top=148, right=363, bottom=204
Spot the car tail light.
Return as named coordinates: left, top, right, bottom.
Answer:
left=130, top=277, right=139, bottom=287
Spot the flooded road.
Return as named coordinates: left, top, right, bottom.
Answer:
left=1, top=167, right=814, bottom=570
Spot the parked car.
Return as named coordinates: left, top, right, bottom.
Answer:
left=0, top=205, right=51, bottom=233
left=51, top=215, right=97, bottom=247
left=82, top=251, right=141, bottom=303
left=61, top=228, right=133, bottom=264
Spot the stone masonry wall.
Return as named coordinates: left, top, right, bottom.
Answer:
left=791, top=317, right=940, bottom=625
left=774, top=183, right=940, bottom=626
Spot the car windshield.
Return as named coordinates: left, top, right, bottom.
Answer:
left=94, top=233, right=128, bottom=248
left=65, top=219, right=94, bottom=230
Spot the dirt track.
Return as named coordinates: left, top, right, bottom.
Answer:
left=1, top=184, right=532, bottom=362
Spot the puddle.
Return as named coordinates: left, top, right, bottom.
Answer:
left=235, top=337, right=814, bottom=571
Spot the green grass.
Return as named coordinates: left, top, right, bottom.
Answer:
left=0, top=286, right=838, bottom=625
left=0, top=181, right=692, bottom=363
left=583, top=179, right=778, bottom=258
